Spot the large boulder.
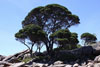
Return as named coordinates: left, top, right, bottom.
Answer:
left=55, top=46, right=94, bottom=61
left=92, top=42, right=100, bottom=55
left=55, top=42, right=100, bottom=61
left=94, top=55, right=100, bottom=63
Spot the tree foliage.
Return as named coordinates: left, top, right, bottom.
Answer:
left=50, top=29, right=79, bottom=50
left=81, top=32, right=97, bottom=46
left=15, top=24, right=46, bottom=57
left=15, top=4, right=80, bottom=54
left=22, top=4, right=80, bottom=34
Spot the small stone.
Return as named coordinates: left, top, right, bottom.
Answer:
left=53, top=64, right=66, bottom=67
left=87, top=62, right=93, bottom=67
left=10, top=62, right=25, bottom=67
left=42, top=64, right=48, bottom=67
left=32, top=63, right=43, bottom=67
left=65, top=64, right=72, bottom=67
left=54, top=61, right=63, bottom=65
left=73, top=63, right=79, bottom=67
left=94, top=55, right=100, bottom=63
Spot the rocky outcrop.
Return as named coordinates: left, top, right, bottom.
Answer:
left=55, top=42, right=100, bottom=62
left=2, top=49, right=31, bottom=63
left=0, top=42, right=100, bottom=67
left=22, top=55, right=100, bottom=67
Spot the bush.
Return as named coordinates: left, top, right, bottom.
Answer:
left=22, top=57, right=32, bottom=63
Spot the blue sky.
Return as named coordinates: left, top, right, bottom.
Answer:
left=0, top=0, right=100, bottom=56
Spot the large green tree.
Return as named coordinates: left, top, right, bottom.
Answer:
left=15, top=24, right=46, bottom=57
left=50, top=29, right=79, bottom=50
left=81, top=32, right=97, bottom=46
left=21, top=4, right=80, bottom=53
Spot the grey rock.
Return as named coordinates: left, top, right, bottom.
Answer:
left=32, top=63, right=44, bottom=67
left=65, top=64, right=72, bottom=67
left=73, top=63, right=79, bottom=67
left=93, top=63, right=100, bottom=67
left=10, top=62, right=25, bottom=67
left=92, top=42, right=100, bottom=55
left=42, top=64, right=48, bottom=67
left=3, top=56, right=21, bottom=63
left=87, top=62, right=94, bottom=67
left=54, top=61, right=63, bottom=65
left=0, top=55, right=5, bottom=61
left=94, top=55, right=100, bottom=63
left=0, top=61, right=12, bottom=67
left=53, top=64, right=66, bottom=67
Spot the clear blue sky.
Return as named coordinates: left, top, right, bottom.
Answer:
left=0, top=0, right=100, bottom=56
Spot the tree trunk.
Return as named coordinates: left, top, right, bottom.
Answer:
left=30, top=44, right=34, bottom=58
left=30, top=49, right=33, bottom=58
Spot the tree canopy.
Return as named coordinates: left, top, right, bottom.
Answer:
left=15, top=4, right=80, bottom=55
left=81, top=32, right=97, bottom=46
left=22, top=4, right=80, bottom=34
left=50, top=29, right=79, bottom=50
left=15, top=24, right=46, bottom=57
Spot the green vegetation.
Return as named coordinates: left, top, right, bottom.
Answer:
left=81, top=32, right=97, bottom=46
left=15, top=24, right=46, bottom=57
left=50, top=29, right=79, bottom=50
left=22, top=57, right=32, bottom=63
left=21, top=4, right=80, bottom=54
left=15, top=4, right=98, bottom=61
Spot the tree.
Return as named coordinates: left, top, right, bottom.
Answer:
left=21, top=4, right=80, bottom=54
left=70, top=33, right=79, bottom=49
left=81, top=32, right=97, bottom=46
left=50, top=29, right=79, bottom=50
left=15, top=24, right=46, bottom=57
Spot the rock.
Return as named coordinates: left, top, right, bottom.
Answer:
left=32, top=63, right=44, bottom=67
left=3, top=49, right=31, bottom=62
left=48, top=64, right=53, bottom=67
left=94, top=55, right=100, bottom=63
left=81, top=62, right=86, bottom=66
left=92, top=42, right=100, bottom=55
left=54, top=61, right=63, bottom=65
left=78, top=65, right=87, bottom=67
left=3, top=55, right=13, bottom=61
left=10, top=62, right=25, bottom=67
left=23, top=54, right=30, bottom=59
left=3, top=56, right=21, bottom=63
left=73, top=63, right=79, bottom=67
left=87, top=62, right=93, bottom=67
left=0, top=55, right=5, bottom=61
left=26, top=58, right=36, bottom=65
left=54, top=64, right=66, bottom=67
left=56, top=46, right=94, bottom=61
left=0, top=65, right=4, bottom=67
left=9, top=56, right=21, bottom=63
left=42, top=64, right=48, bottom=67
left=94, top=63, right=100, bottom=67
left=65, top=64, right=72, bottom=67
left=0, top=61, right=12, bottom=67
